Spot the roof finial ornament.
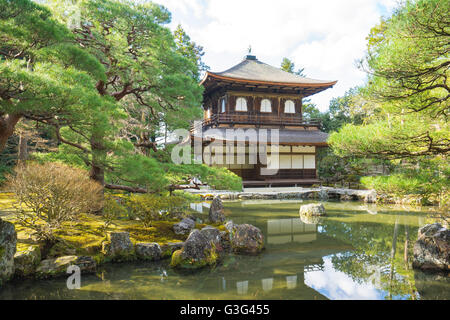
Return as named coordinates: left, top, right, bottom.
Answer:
left=245, top=45, right=256, bottom=60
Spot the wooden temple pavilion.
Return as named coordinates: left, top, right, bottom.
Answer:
left=194, top=54, right=337, bottom=187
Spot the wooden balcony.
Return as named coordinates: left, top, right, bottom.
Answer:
left=192, top=114, right=321, bottom=131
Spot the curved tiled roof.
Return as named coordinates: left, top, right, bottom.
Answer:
left=201, top=56, right=337, bottom=88
left=192, top=128, right=328, bottom=146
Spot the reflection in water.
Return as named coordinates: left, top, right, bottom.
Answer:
left=305, top=255, right=385, bottom=300
left=286, top=276, right=297, bottom=289
left=1, top=200, right=449, bottom=300
left=267, top=218, right=317, bottom=245
left=262, top=278, right=273, bottom=292
left=190, top=202, right=210, bottom=213
left=236, top=281, right=248, bottom=295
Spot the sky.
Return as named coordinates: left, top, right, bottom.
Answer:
left=152, top=0, right=399, bottom=111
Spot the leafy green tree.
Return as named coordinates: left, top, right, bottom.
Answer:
left=330, top=0, right=449, bottom=159
left=326, top=0, right=449, bottom=206
left=0, top=0, right=105, bottom=152
left=42, top=0, right=204, bottom=190
left=174, top=24, right=209, bottom=81
left=280, top=57, right=306, bottom=76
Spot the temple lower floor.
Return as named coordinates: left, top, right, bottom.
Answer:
left=205, top=144, right=320, bottom=187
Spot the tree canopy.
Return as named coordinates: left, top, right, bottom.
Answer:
left=1, top=0, right=242, bottom=193
left=329, top=0, right=449, bottom=159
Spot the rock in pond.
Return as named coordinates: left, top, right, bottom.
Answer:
left=173, top=218, right=196, bottom=235
left=209, top=196, right=226, bottom=223
left=135, top=243, right=161, bottom=261
left=229, top=224, right=264, bottom=254
left=413, top=223, right=450, bottom=272
left=171, top=227, right=223, bottom=269
left=299, top=214, right=321, bottom=225
left=299, top=203, right=326, bottom=217
left=0, top=218, right=16, bottom=286
left=102, top=232, right=134, bottom=261
left=36, top=256, right=96, bottom=279
left=220, top=231, right=231, bottom=253
left=14, top=245, right=41, bottom=277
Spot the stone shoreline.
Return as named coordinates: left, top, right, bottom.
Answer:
left=186, top=187, right=377, bottom=203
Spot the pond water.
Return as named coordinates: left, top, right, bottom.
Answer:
left=0, top=200, right=449, bottom=300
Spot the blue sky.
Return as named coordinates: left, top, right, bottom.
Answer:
left=153, top=0, right=398, bottom=111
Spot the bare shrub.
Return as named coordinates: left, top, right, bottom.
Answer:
left=6, top=162, right=104, bottom=241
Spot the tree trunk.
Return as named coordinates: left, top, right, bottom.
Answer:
left=89, top=134, right=106, bottom=186
left=18, top=133, right=29, bottom=162
left=0, top=114, right=22, bottom=153
left=89, top=162, right=105, bottom=185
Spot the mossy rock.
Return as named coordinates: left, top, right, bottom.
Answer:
left=36, top=255, right=96, bottom=279
left=170, top=229, right=221, bottom=269
left=14, top=245, right=41, bottom=278
left=230, top=224, right=264, bottom=255
left=0, top=218, right=16, bottom=286
left=299, top=203, right=326, bottom=217
left=135, top=242, right=161, bottom=261
left=36, top=256, right=78, bottom=279
left=160, top=242, right=184, bottom=259
left=170, top=247, right=219, bottom=269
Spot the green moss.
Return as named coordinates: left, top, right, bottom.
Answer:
left=4, top=194, right=227, bottom=267
left=170, top=244, right=219, bottom=269
left=170, top=249, right=183, bottom=267
left=123, top=220, right=185, bottom=244
left=196, top=222, right=227, bottom=232
left=0, top=193, right=15, bottom=211
left=0, top=246, right=5, bottom=259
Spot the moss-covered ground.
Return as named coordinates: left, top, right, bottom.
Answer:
left=0, top=193, right=224, bottom=261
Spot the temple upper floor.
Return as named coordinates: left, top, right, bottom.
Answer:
left=200, top=55, right=336, bottom=130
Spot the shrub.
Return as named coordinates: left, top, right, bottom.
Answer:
left=101, top=195, right=129, bottom=235
left=361, top=174, right=423, bottom=197
left=6, top=162, right=104, bottom=241
left=124, top=194, right=190, bottom=227
left=361, top=157, right=449, bottom=206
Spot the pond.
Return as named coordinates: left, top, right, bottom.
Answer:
left=0, top=200, right=449, bottom=300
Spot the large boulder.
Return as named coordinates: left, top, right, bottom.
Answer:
left=200, top=226, right=222, bottom=245
left=230, top=224, right=264, bottom=254
left=413, top=223, right=450, bottom=272
left=170, top=227, right=222, bottom=269
left=102, top=232, right=134, bottom=261
left=299, top=214, right=321, bottom=225
left=299, top=203, right=326, bottom=217
left=220, top=231, right=231, bottom=253
left=36, top=255, right=96, bottom=279
left=0, top=218, right=17, bottom=286
left=14, top=245, right=41, bottom=278
left=209, top=197, right=226, bottom=223
left=173, top=218, right=196, bottom=235
left=135, top=243, right=161, bottom=261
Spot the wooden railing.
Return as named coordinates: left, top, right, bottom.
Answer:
left=191, top=114, right=321, bottom=132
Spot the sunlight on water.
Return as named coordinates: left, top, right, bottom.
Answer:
left=1, top=200, right=449, bottom=300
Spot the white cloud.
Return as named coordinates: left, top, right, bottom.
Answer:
left=154, top=0, right=398, bottom=111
